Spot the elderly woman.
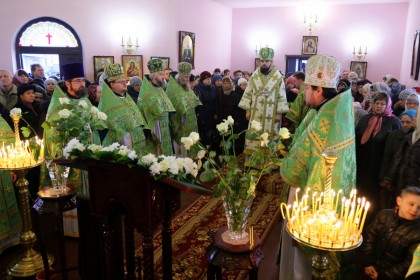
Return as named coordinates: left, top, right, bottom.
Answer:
left=44, top=77, right=57, bottom=99
left=87, top=83, right=102, bottom=107
left=406, top=93, right=419, bottom=111
left=361, top=83, right=373, bottom=111
left=356, top=91, right=401, bottom=222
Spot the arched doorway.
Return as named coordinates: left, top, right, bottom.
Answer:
left=15, top=17, right=83, bottom=79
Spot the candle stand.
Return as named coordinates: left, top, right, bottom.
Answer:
left=5, top=164, right=54, bottom=278
left=2, top=111, right=53, bottom=277
left=281, top=152, right=369, bottom=279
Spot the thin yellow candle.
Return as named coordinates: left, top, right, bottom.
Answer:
left=358, top=202, right=370, bottom=234
left=295, top=188, right=300, bottom=204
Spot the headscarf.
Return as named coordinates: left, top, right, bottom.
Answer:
left=413, top=104, right=420, bottom=144
left=12, top=69, right=30, bottom=86
left=361, top=92, right=393, bottom=144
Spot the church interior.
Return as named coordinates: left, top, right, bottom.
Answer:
left=1, top=0, right=420, bottom=279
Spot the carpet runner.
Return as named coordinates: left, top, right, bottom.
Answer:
left=137, top=190, right=281, bottom=279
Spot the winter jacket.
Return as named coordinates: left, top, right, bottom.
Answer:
left=361, top=209, right=420, bottom=280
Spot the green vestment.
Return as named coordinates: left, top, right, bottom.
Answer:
left=138, top=77, right=175, bottom=155
left=0, top=116, right=22, bottom=250
left=99, top=83, right=150, bottom=155
left=285, top=85, right=310, bottom=133
left=238, top=66, right=289, bottom=154
left=280, top=89, right=356, bottom=196
left=166, top=76, right=201, bottom=144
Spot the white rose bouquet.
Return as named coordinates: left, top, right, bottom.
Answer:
left=62, top=139, right=199, bottom=182
left=183, top=116, right=291, bottom=200
left=42, top=98, right=108, bottom=157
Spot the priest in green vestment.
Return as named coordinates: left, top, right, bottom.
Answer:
left=285, top=71, right=310, bottom=133
left=166, top=62, right=202, bottom=157
left=279, top=55, right=356, bottom=280
left=0, top=115, right=22, bottom=253
left=238, top=47, right=289, bottom=155
left=99, top=63, right=151, bottom=155
left=138, top=59, right=176, bottom=156
left=41, top=63, right=103, bottom=237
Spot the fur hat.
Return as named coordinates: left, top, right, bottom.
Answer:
left=305, top=55, right=341, bottom=89
left=200, top=71, right=212, bottom=82
left=44, top=78, right=57, bottom=88
left=17, top=83, right=36, bottom=95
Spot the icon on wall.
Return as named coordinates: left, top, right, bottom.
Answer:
left=179, top=31, right=195, bottom=69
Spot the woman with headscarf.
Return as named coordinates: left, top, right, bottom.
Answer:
left=379, top=109, right=416, bottom=208
left=12, top=69, right=30, bottom=87
left=355, top=91, right=401, bottom=223
left=382, top=105, right=420, bottom=207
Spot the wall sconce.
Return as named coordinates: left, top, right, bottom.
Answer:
left=121, top=36, right=139, bottom=54
left=255, top=44, right=269, bottom=56
left=353, top=45, right=368, bottom=60
left=304, top=14, right=317, bottom=35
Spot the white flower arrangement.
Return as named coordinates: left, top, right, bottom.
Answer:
left=10, top=108, right=22, bottom=118
left=42, top=99, right=108, bottom=158
left=63, top=139, right=199, bottom=181
left=183, top=116, right=291, bottom=199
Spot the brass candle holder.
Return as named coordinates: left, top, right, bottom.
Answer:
left=281, top=151, right=369, bottom=279
left=1, top=112, right=53, bottom=278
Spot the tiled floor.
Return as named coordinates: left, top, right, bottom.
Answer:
left=0, top=191, right=282, bottom=280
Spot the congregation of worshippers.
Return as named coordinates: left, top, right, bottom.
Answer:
left=1, top=50, right=420, bottom=280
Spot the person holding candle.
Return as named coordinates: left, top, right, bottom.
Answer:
left=360, top=186, right=420, bottom=280
left=279, top=54, right=357, bottom=279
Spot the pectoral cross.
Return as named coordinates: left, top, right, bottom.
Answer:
left=46, top=33, right=52, bottom=45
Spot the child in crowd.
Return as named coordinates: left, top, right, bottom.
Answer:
left=361, top=186, right=420, bottom=280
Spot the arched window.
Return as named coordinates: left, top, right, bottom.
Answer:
left=15, top=17, right=83, bottom=79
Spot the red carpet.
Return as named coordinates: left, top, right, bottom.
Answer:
left=139, top=189, right=281, bottom=279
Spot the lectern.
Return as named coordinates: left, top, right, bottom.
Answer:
left=57, top=159, right=212, bottom=280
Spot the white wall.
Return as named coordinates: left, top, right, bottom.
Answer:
left=0, top=0, right=232, bottom=81
left=400, top=0, right=420, bottom=87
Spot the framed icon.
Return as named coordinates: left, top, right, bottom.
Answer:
left=302, top=36, right=318, bottom=55
left=93, top=56, right=114, bottom=82
left=350, top=61, right=368, bottom=80
left=122, top=55, right=143, bottom=79
left=410, top=30, right=420, bottom=80
left=179, top=31, right=195, bottom=69
left=254, top=58, right=261, bottom=70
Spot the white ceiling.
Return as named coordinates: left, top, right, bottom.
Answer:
left=213, top=0, right=409, bottom=8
